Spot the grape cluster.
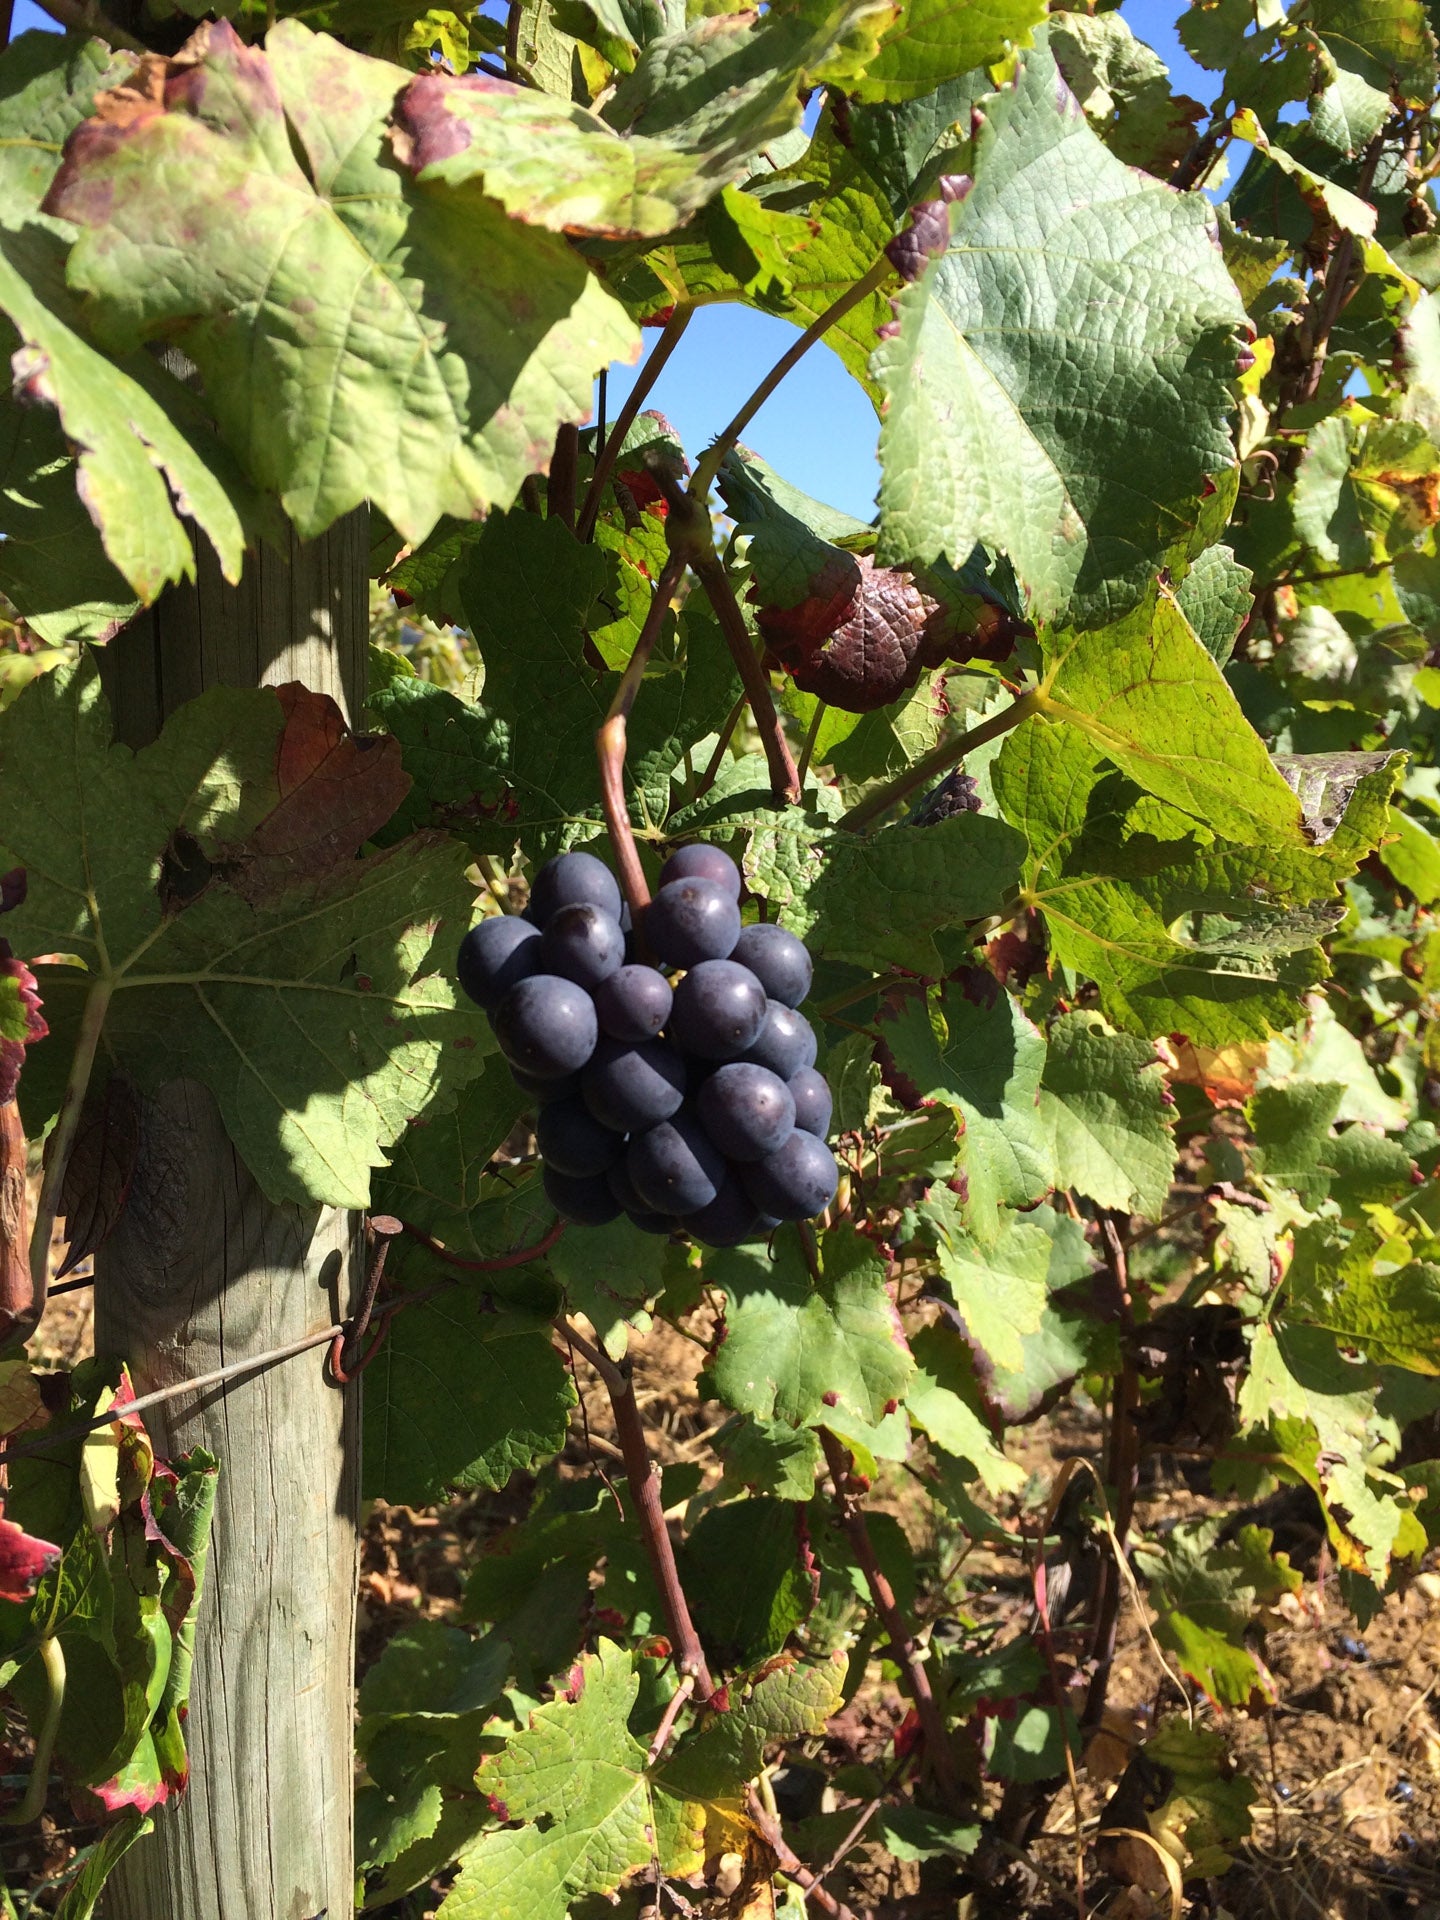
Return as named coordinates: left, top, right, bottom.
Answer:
left=456, top=847, right=836, bottom=1246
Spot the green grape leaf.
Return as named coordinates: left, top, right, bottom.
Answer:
left=371, top=1054, right=531, bottom=1250
left=0, top=658, right=492, bottom=1209
left=1285, top=1210, right=1440, bottom=1374
left=682, top=1497, right=818, bottom=1668
left=1382, top=806, right=1440, bottom=903
left=1249, top=1080, right=1347, bottom=1184
left=904, top=1325, right=1024, bottom=1492
left=1048, top=10, right=1205, bottom=174
left=658, top=1654, right=844, bottom=1804
left=47, top=21, right=637, bottom=545
left=52, top=1809, right=152, bottom=1920
left=1135, top=1520, right=1300, bottom=1708
left=1142, top=1720, right=1257, bottom=1878
left=917, top=1195, right=1072, bottom=1372
left=1173, top=544, right=1254, bottom=668
left=992, top=720, right=1401, bottom=1044
left=364, top=1301, right=576, bottom=1505
left=376, top=512, right=739, bottom=862
left=1307, top=0, right=1438, bottom=105
left=875, top=35, right=1245, bottom=629
left=705, top=1225, right=914, bottom=1430
left=1037, top=588, right=1306, bottom=848
left=357, top=1779, right=445, bottom=1876
left=852, top=0, right=1047, bottom=102
left=755, top=813, right=1026, bottom=977
left=717, top=1417, right=824, bottom=1499
left=876, top=978, right=1050, bottom=1234
left=399, top=0, right=881, bottom=231
left=442, top=1642, right=654, bottom=1919
left=1037, top=1010, right=1177, bottom=1217
left=549, top=1215, right=669, bottom=1360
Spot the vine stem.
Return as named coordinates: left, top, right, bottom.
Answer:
left=688, top=552, right=800, bottom=806
left=690, top=256, right=893, bottom=502
left=400, top=1217, right=566, bottom=1272
left=560, top=1317, right=715, bottom=1699
left=839, top=689, right=1040, bottom=832
left=817, top=1427, right=965, bottom=1811
left=576, top=308, right=692, bottom=542
left=744, top=1787, right=862, bottom=1920
left=596, top=552, right=687, bottom=919
left=1083, top=1213, right=1142, bottom=1732
left=796, top=701, right=827, bottom=786
left=28, top=978, right=112, bottom=1329
left=32, top=0, right=145, bottom=49
left=0, top=1636, right=64, bottom=1826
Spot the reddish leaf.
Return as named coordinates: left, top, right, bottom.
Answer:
left=0, top=870, right=47, bottom=1108
left=0, top=1103, right=31, bottom=1339
left=56, top=1074, right=140, bottom=1279
left=757, top=557, right=1019, bottom=713
left=0, top=1511, right=60, bottom=1604
left=227, top=684, right=411, bottom=898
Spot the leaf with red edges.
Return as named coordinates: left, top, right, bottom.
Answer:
left=0, top=1511, right=60, bottom=1603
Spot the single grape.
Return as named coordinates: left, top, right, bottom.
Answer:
left=512, top=1066, right=580, bottom=1106
left=593, top=964, right=673, bottom=1043
left=660, top=844, right=741, bottom=900
left=544, top=1164, right=622, bottom=1225
left=685, top=1176, right=764, bottom=1248
left=696, top=1062, right=796, bottom=1162
left=528, top=850, right=622, bottom=928
left=788, top=1065, right=833, bottom=1139
left=541, top=902, right=624, bottom=991
left=536, top=1097, right=624, bottom=1178
left=644, top=877, right=741, bottom=968
left=669, top=960, right=768, bottom=1060
left=456, top=915, right=542, bottom=1011
left=492, top=974, right=598, bottom=1079
left=741, top=1131, right=838, bottom=1221
left=743, top=1001, right=817, bottom=1080
left=731, top=923, right=812, bottom=1008
left=628, top=1208, right=679, bottom=1235
left=582, top=1036, right=686, bottom=1132
left=627, top=1113, right=726, bottom=1215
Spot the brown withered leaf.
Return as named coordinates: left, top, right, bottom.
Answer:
left=757, top=557, right=1018, bottom=713
left=56, top=1073, right=140, bottom=1279
left=226, top=684, right=411, bottom=899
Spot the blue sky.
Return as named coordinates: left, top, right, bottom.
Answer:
left=11, top=0, right=1218, bottom=519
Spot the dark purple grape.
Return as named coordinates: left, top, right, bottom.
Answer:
left=686, top=1175, right=764, bottom=1248
left=540, top=902, right=624, bottom=991
left=583, top=1036, right=686, bottom=1132
left=607, top=1161, right=681, bottom=1236
left=628, top=1208, right=679, bottom=1235
left=512, top=1066, right=580, bottom=1106
left=628, top=1112, right=726, bottom=1215
left=644, top=877, right=741, bottom=968
left=456, top=915, right=542, bottom=1011
left=536, top=1097, right=624, bottom=1178
left=493, top=974, right=598, bottom=1079
left=743, top=1001, right=817, bottom=1080
left=788, top=1065, right=833, bottom=1139
left=660, top=844, right=741, bottom=900
left=696, top=1062, right=796, bottom=1162
left=731, top=923, right=812, bottom=1008
left=741, top=1132, right=838, bottom=1221
left=528, top=850, right=622, bottom=928
left=544, top=1164, right=621, bottom=1225
left=593, top=964, right=673, bottom=1043
left=669, top=960, right=768, bottom=1060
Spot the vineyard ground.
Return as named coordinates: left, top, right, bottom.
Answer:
left=9, top=1274, right=1440, bottom=1918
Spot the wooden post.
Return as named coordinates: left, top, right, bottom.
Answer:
left=92, top=515, right=368, bottom=1920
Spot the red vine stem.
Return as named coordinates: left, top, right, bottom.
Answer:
left=576, top=308, right=693, bottom=541
left=688, top=552, right=800, bottom=806
left=839, top=689, right=1039, bottom=832
left=818, top=1426, right=965, bottom=1812
left=596, top=551, right=687, bottom=920
left=401, top=1217, right=566, bottom=1272
left=560, top=1316, right=715, bottom=1699
left=744, top=1787, right=862, bottom=1920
